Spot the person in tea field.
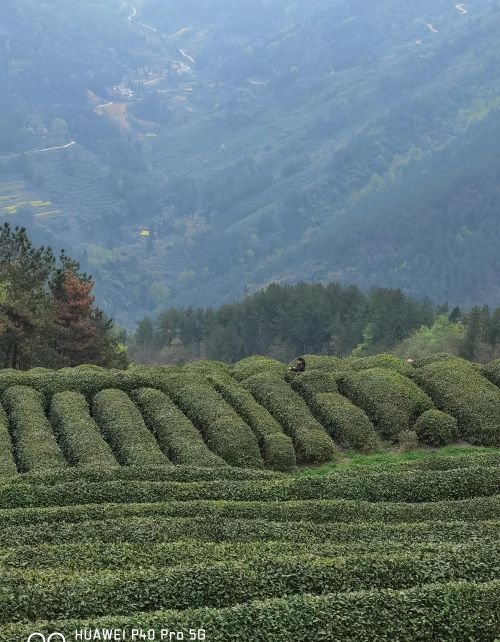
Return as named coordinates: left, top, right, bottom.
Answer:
left=289, top=357, right=306, bottom=373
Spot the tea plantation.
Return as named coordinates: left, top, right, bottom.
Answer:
left=0, top=354, right=499, bottom=640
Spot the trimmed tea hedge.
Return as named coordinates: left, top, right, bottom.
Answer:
left=210, top=374, right=296, bottom=470
left=289, top=370, right=339, bottom=404
left=131, top=388, right=226, bottom=467
left=2, top=386, right=67, bottom=472
left=0, top=514, right=497, bottom=548
left=2, top=581, right=499, bottom=642
left=231, top=356, right=287, bottom=382
left=350, top=353, right=414, bottom=376
left=0, top=465, right=497, bottom=508
left=296, top=355, right=353, bottom=372
left=174, top=384, right=263, bottom=468
left=0, top=495, right=497, bottom=529
left=0, top=403, right=17, bottom=477
left=313, top=393, right=380, bottom=452
left=413, top=359, right=500, bottom=446
left=0, top=539, right=489, bottom=573
left=92, top=389, right=169, bottom=466
left=49, top=392, right=117, bottom=467
left=243, top=372, right=336, bottom=463
left=0, top=544, right=497, bottom=621
left=483, top=358, right=500, bottom=388
left=338, top=367, right=434, bottom=439
left=414, top=409, right=459, bottom=447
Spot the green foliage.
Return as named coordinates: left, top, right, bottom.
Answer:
left=338, top=367, right=434, bottom=439
left=210, top=374, right=296, bottom=470
left=131, top=388, right=227, bottom=467
left=393, top=315, right=465, bottom=360
left=243, top=372, right=336, bottom=463
left=314, top=393, right=380, bottom=452
left=349, top=353, right=414, bottom=376
left=298, top=355, right=353, bottom=372
left=288, top=369, right=339, bottom=404
left=231, top=356, right=287, bottom=381
left=414, top=410, right=459, bottom=447
left=48, top=391, right=117, bottom=467
left=0, top=466, right=498, bottom=509
left=483, top=358, right=500, bottom=388
left=1, top=386, right=67, bottom=472
left=413, top=358, right=500, bottom=446
left=0, top=403, right=17, bottom=477
left=5, top=581, right=498, bottom=642
left=0, top=544, right=497, bottom=622
left=174, top=383, right=264, bottom=468
left=398, top=429, right=418, bottom=452
left=92, top=389, right=169, bottom=466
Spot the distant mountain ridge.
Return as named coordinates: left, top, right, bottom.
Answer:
left=1, top=0, right=500, bottom=325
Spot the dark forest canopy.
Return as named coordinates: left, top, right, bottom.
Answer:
left=131, top=282, right=500, bottom=365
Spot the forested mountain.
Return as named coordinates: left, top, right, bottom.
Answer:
left=1, top=0, right=500, bottom=326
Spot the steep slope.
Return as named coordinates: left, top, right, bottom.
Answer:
left=1, top=0, right=500, bottom=324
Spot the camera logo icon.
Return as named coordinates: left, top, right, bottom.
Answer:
left=27, top=634, right=66, bottom=642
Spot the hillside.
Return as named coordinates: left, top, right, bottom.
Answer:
left=0, top=355, right=499, bottom=638
left=1, top=0, right=500, bottom=325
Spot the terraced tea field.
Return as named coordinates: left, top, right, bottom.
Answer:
left=0, top=353, right=499, bottom=639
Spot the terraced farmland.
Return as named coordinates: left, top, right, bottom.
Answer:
left=0, top=354, right=499, bottom=639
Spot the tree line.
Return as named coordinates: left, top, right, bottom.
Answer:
left=0, top=224, right=127, bottom=370
left=131, top=282, right=500, bottom=366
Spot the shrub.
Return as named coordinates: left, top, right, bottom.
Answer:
left=338, top=367, right=434, bottom=439
left=243, top=372, right=336, bottom=463
left=2, top=580, right=499, bottom=642
left=92, top=389, right=169, bottom=466
left=350, top=353, right=414, bottom=376
left=413, top=359, right=500, bottom=446
left=414, top=410, right=460, bottom=447
left=0, top=403, right=17, bottom=477
left=413, top=352, right=459, bottom=369
left=0, top=544, right=496, bottom=622
left=174, top=383, right=263, bottom=468
left=49, top=392, right=117, bottom=467
left=483, top=358, right=500, bottom=388
left=289, top=370, right=339, bottom=404
left=292, top=355, right=353, bottom=372
left=183, top=360, right=231, bottom=376
left=131, top=388, right=226, bottom=467
left=2, top=386, right=67, bottom=472
left=210, top=374, right=296, bottom=470
left=314, top=393, right=380, bottom=451
left=231, top=356, right=287, bottom=382
left=398, top=430, right=418, bottom=452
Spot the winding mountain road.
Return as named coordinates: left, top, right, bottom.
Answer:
left=0, top=141, right=76, bottom=160
left=455, top=4, right=467, bottom=14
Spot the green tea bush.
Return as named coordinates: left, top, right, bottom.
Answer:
left=0, top=403, right=17, bottom=477
left=1, top=465, right=496, bottom=509
left=92, top=389, right=169, bottom=466
left=49, top=392, right=117, bottom=467
left=350, top=353, right=415, bottom=376
left=338, top=368, right=434, bottom=439
left=174, top=384, right=263, bottom=468
left=483, top=358, right=500, bottom=388
left=0, top=495, right=496, bottom=531
left=3, top=581, right=499, bottom=642
left=413, top=359, right=500, bottom=446
left=400, top=452, right=500, bottom=471
left=294, top=355, right=353, bottom=372
left=131, top=388, right=226, bottom=467
left=398, top=429, right=418, bottom=452
left=289, top=370, right=339, bottom=404
left=210, top=375, right=296, bottom=470
left=231, top=356, right=287, bottom=381
left=2, top=386, right=67, bottom=472
left=243, top=372, right=336, bottom=463
left=1, top=511, right=497, bottom=549
left=0, top=544, right=496, bottom=622
left=183, top=360, right=231, bottom=376
left=413, top=353, right=458, bottom=369
left=414, top=409, right=460, bottom=447
left=311, top=392, right=380, bottom=452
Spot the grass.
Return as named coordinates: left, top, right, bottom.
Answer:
left=294, top=444, right=500, bottom=477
